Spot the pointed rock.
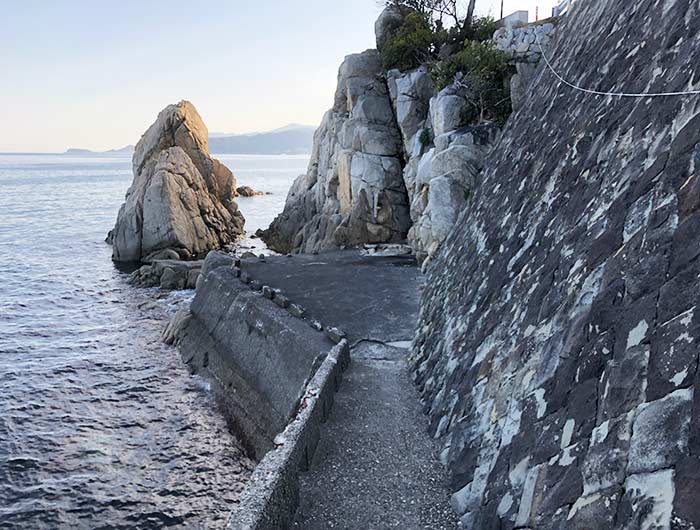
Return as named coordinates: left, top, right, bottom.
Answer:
left=110, top=100, right=244, bottom=262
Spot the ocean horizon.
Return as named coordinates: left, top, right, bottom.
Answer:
left=0, top=153, right=307, bottom=528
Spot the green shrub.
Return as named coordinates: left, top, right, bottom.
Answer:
left=431, top=40, right=512, bottom=126
left=463, top=16, right=498, bottom=42
left=419, top=128, right=431, bottom=146
left=380, top=12, right=438, bottom=71
left=432, top=40, right=509, bottom=89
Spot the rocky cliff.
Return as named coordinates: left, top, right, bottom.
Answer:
left=263, top=13, right=554, bottom=265
left=262, top=50, right=411, bottom=254
left=110, top=101, right=245, bottom=262
left=411, top=1, right=700, bottom=529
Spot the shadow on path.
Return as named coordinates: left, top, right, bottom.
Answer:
left=241, top=250, right=458, bottom=530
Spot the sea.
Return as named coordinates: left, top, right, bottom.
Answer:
left=0, top=153, right=308, bottom=529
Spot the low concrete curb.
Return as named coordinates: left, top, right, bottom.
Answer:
left=226, top=339, right=350, bottom=530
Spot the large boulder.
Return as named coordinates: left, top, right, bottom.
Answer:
left=109, top=101, right=244, bottom=262
left=408, top=124, right=499, bottom=266
left=375, top=6, right=404, bottom=51
left=262, top=50, right=411, bottom=254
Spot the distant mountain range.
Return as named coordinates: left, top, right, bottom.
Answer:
left=64, top=124, right=316, bottom=156
left=65, top=145, right=135, bottom=155
left=207, top=124, right=315, bottom=155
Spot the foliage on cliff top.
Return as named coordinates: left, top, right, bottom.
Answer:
left=435, top=41, right=512, bottom=126
left=379, top=8, right=499, bottom=71
left=431, top=40, right=509, bottom=89
left=380, top=6, right=513, bottom=127
left=382, top=0, right=477, bottom=40
left=380, top=11, right=439, bottom=71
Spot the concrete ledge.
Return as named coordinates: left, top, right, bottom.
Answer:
left=173, top=252, right=338, bottom=458
left=227, top=339, right=350, bottom=530
left=168, top=251, right=353, bottom=528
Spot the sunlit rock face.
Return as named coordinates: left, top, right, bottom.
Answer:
left=411, top=0, right=700, bottom=528
left=386, top=67, right=500, bottom=266
left=261, top=50, right=410, bottom=254
left=110, top=100, right=244, bottom=262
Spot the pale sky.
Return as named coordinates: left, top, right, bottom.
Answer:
left=0, top=0, right=555, bottom=153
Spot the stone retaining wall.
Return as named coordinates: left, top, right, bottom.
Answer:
left=493, top=20, right=557, bottom=63
left=411, top=0, right=700, bottom=528
left=170, top=252, right=346, bottom=459
left=166, top=250, right=352, bottom=528
left=226, top=340, right=350, bottom=530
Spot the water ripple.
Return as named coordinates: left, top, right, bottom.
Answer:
left=0, top=153, right=305, bottom=529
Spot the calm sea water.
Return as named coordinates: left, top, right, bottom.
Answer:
left=0, top=153, right=307, bottom=529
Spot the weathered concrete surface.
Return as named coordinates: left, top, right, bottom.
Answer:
left=239, top=250, right=421, bottom=343
left=173, top=253, right=335, bottom=458
left=411, top=0, right=700, bottom=528
left=228, top=341, right=350, bottom=530
left=237, top=250, right=456, bottom=528
left=292, top=341, right=458, bottom=530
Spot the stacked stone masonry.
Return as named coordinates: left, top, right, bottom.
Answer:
left=411, top=1, right=700, bottom=529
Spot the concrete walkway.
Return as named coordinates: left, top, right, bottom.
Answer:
left=240, top=251, right=458, bottom=530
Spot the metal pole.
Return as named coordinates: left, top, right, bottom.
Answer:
left=500, top=0, right=504, bottom=19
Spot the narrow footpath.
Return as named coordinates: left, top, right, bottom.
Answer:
left=240, top=251, right=458, bottom=530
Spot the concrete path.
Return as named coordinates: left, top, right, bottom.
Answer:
left=240, top=251, right=459, bottom=530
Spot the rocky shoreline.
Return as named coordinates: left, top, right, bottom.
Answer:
left=107, top=3, right=700, bottom=529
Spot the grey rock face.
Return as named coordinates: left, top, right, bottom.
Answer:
left=411, top=1, right=700, bottom=528
left=262, top=51, right=411, bottom=254
left=110, top=101, right=244, bottom=262
left=385, top=68, right=499, bottom=266
left=510, top=62, right=538, bottom=112
left=408, top=125, right=499, bottom=266
left=374, top=6, right=404, bottom=51
left=387, top=66, right=435, bottom=155
left=128, top=258, right=203, bottom=290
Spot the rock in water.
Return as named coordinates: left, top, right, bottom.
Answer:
left=236, top=185, right=264, bottom=197
left=110, top=100, right=244, bottom=262
left=261, top=50, right=411, bottom=254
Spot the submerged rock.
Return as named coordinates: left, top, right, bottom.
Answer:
left=109, top=100, right=244, bottom=262
left=236, top=185, right=265, bottom=197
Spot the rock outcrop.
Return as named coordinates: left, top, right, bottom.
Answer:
left=109, top=101, right=244, bottom=262
left=411, top=1, right=700, bottom=528
left=128, top=259, right=203, bottom=290
left=263, top=11, right=555, bottom=263
left=236, top=185, right=265, bottom=197
left=387, top=68, right=501, bottom=265
left=261, top=50, right=411, bottom=254
left=407, top=122, right=499, bottom=265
